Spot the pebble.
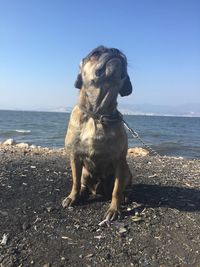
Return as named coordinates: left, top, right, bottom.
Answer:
left=131, top=215, right=143, bottom=222
left=1, top=233, right=9, bottom=245
left=0, top=210, right=8, bottom=216
left=85, top=253, right=94, bottom=258
left=47, top=207, right=52, bottom=212
left=118, top=227, right=127, bottom=234
left=30, top=166, right=36, bottom=169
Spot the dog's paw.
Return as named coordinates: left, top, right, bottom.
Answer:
left=62, top=195, right=78, bottom=208
left=104, top=208, right=121, bottom=222
left=79, top=187, right=89, bottom=202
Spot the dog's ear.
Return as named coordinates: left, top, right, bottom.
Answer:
left=74, top=73, right=82, bottom=89
left=119, top=75, right=132, bottom=97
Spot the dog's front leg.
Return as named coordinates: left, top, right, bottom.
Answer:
left=105, top=161, right=127, bottom=221
left=62, top=155, right=82, bottom=207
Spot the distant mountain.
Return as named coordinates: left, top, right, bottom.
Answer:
left=51, top=107, right=72, bottom=113
left=51, top=103, right=200, bottom=117
left=13, top=103, right=199, bottom=117
left=118, top=103, right=200, bottom=117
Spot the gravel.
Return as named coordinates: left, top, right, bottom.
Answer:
left=0, top=145, right=200, bottom=267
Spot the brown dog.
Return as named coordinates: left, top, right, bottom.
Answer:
left=62, top=46, right=133, bottom=221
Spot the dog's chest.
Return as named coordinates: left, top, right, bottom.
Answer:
left=79, top=119, right=117, bottom=157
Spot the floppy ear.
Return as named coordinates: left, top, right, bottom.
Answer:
left=119, top=75, right=133, bottom=97
left=74, top=73, right=82, bottom=89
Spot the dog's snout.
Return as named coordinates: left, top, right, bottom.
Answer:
left=107, top=57, right=121, bottom=66
left=95, top=68, right=104, bottom=77
left=105, top=58, right=122, bottom=77
left=110, top=48, right=121, bottom=56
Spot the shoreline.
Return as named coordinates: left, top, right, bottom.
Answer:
left=1, top=139, right=198, bottom=160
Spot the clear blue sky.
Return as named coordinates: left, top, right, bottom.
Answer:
left=0, top=0, right=199, bottom=110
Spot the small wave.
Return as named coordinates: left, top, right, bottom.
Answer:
left=15, top=129, right=31, bottom=133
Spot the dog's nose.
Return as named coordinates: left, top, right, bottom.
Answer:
left=110, top=48, right=120, bottom=56
left=95, top=68, right=104, bottom=77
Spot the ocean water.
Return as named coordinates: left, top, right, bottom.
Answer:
left=0, top=110, right=199, bottom=159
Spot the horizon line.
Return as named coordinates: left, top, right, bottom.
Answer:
left=0, top=108, right=200, bottom=118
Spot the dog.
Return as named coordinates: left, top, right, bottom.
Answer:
left=62, top=46, right=133, bottom=221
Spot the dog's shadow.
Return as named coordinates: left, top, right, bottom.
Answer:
left=128, top=183, right=200, bottom=212
left=86, top=183, right=200, bottom=213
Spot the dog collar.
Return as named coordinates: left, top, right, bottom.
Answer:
left=78, top=105, right=123, bottom=125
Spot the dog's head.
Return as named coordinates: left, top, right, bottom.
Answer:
left=75, top=46, right=132, bottom=97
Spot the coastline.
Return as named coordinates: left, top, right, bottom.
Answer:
left=0, top=144, right=200, bottom=266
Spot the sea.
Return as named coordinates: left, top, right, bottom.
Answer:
left=0, top=110, right=200, bottom=159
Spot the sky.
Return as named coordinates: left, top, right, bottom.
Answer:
left=0, top=0, right=200, bottom=110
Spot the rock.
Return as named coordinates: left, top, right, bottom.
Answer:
left=1, top=233, right=9, bottom=245
left=30, top=145, right=36, bottom=149
left=46, top=207, right=52, bottom=212
left=30, top=166, right=36, bottom=169
left=128, top=147, right=149, bottom=157
left=0, top=210, right=8, bottom=216
left=131, top=215, right=143, bottom=222
left=85, top=253, right=94, bottom=258
left=3, top=138, right=16, bottom=146
left=16, top=143, right=29, bottom=148
left=118, top=227, right=127, bottom=234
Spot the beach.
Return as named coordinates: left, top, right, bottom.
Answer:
left=0, top=144, right=200, bottom=267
